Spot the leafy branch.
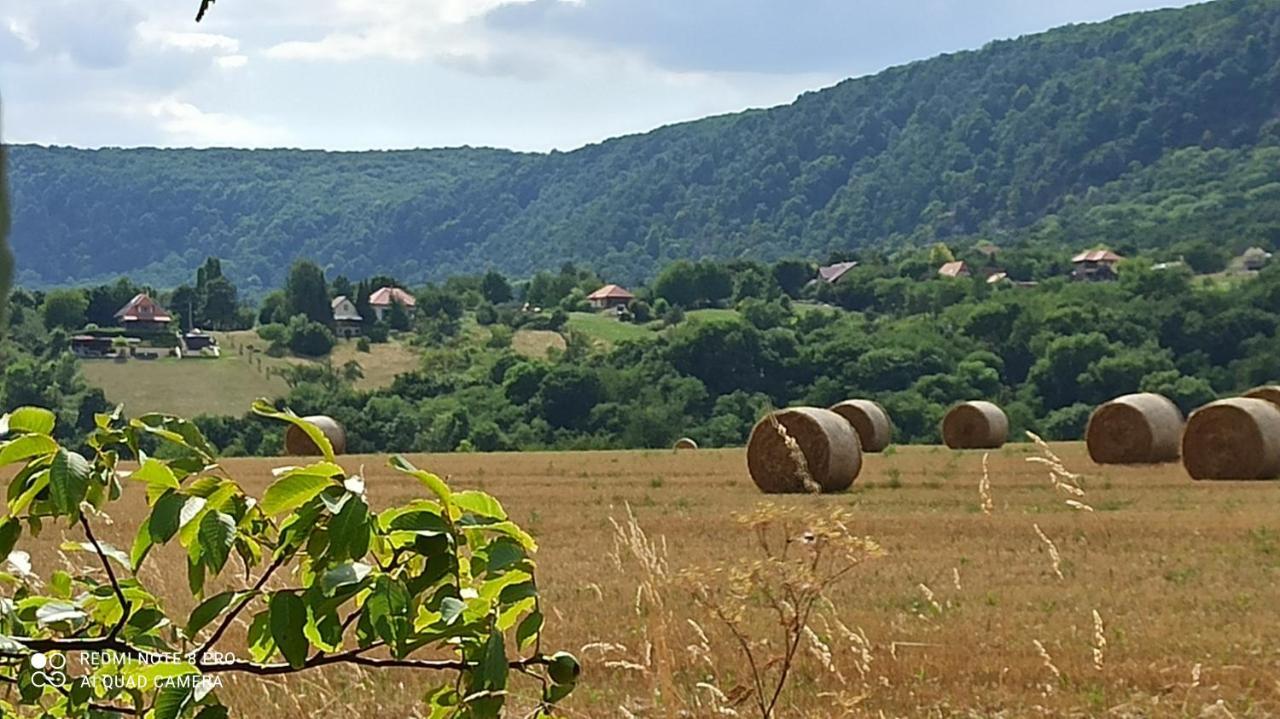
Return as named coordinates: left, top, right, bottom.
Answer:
left=0, top=402, right=578, bottom=718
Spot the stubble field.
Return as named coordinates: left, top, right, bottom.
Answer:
left=10, top=444, right=1280, bottom=717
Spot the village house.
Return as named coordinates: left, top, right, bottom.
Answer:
left=1242, top=247, right=1272, bottom=271
left=817, top=261, right=858, bottom=284
left=368, top=287, right=417, bottom=323
left=114, top=293, right=173, bottom=334
left=937, top=260, right=971, bottom=279
left=331, top=296, right=364, bottom=338
left=587, top=284, right=635, bottom=310
left=1071, top=249, right=1123, bottom=281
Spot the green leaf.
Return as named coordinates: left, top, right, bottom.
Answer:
left=515, top=609, right=543, bottom=650
left=49, top=448, right=92, bottom=516
left=327, top=496, right=370, bottom=561
left=453, top=491, right=507, bottom=521
left=8, top=470, right=49, bottom=516
left=318, top=561, right=373, bottom=594
left=35, top=600, right=86, bottom=625
left=476, top=521, right=538, bottom=553
left=269, top=591, right=309, bottom=669
left=246, top=610, right=275, bottom=663
left=129, top=458, right=180, bottom=491
left=61, top=540, right=131, bottom=569
left=261, top=473, right=334, bottom=516
left=389, top=455, right=453, bottom=515
left=131, top=517, right=154, bottom=570
left=465, top=628, right=508, bottom=717
left=150, top=491, right=186, bottom=543
left=0, top=434, right=57, bottom=468
left=252, top=401, right=335, bottom=463
left=187, top=591, right=238, bottom=637
left=195, top=706, right=230, bottom=719
left=198, top=511, right=236, bottom=573
left=0, top=519, right=20, bottom=560
left=0, top=407, right=56, bottom=436
left=152, top=683, right=194, bottom=719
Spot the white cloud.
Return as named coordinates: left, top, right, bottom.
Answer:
left=142, top=98, right=291, bottom=147
left=137, top=22, right=240, bottom=54
left=215, top=54, right=248, bottom=69
left=1, top=0, right=1196, bottom=151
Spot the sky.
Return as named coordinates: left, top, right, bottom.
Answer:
left=0, top=0, right=1197, bottom=152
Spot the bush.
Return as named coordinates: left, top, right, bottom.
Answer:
left=356, top=337, right=371, bottom=352
left=256, top=323, right=287, bottom=343
left=367, top=321, right=390, bottom=343
left=286, top=314, right=336, bottom=357
left=628, top=299, right=652, bottom=323
left=475, top=301, right=498, bottom=325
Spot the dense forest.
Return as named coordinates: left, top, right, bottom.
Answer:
left=4, top=241, right=1278, bottom=455
left=8, top=0, right=1280, bottom=292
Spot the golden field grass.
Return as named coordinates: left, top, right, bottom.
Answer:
left=8, top=443, right=1280, bottom=717
left=80, top=356, right=288, bottom=417
left=81, top=334, right=422, bottom=416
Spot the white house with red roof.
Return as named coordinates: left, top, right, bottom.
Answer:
left=368, top=287, right=417, bottom=322
left=114, top=293, right=173, bottom=333
left=587, top=284, right=635, bottom=310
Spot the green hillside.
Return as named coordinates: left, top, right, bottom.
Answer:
left=8, top=0, right=1280, bottom=291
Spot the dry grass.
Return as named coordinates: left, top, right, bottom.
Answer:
left=80, top=357, right=288, bottom=417
left=82, top=333, right=421, bottom=416
left=511, top=329, right=568, bottom=359
left=7, top=443, right=1280, bottom=717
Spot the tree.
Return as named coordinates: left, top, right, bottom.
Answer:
left=201, top=276, right=240, bottom=329
left=285, top=260, right=331, bottom=325
left=0, top=403, right=579, bottom=717
left=41, top=289, right=88, bottom=331
left=85, top=278, right=140, bottom=328
left=772, top=260, right=814, bottom=298
left=537, top=365, right=602, bottom=429
left=481, top=270, right=513, bottom=304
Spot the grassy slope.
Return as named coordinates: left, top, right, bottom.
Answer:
left=80, top=355, right=287, bottom=417
left=565, top=312, right=656, bottom=345
left=82, top=333, right=423, bottom=416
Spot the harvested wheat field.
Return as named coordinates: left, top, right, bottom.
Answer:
left=8, top=444, right=1280, bottom=717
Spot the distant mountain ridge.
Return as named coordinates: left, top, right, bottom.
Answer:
left=8, top=0, right=1280, bottom=292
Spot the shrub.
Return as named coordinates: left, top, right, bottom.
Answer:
left=256, top=322, right=287, bottom=343
left=286, top=314, right=336, bottom=357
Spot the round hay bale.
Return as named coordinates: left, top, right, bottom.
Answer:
left=746, top=407, right=862, bottom=494
left=1242, top=385, right=1280, bottom=410
left=672, top=437, right=698, bottom=451
left=1085, top=393, right=1183, bottom=465
left=828, top=399, right=893, bottom=453
left=283, top=416, right=348, bottom=456
left=1182, top=398, right=1280, bottom=480
left=941, top=401, right=1008, bottom=449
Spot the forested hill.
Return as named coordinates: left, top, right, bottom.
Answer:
left=9, top=0, right=1280, bottom=292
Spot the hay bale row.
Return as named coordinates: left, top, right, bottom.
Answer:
left=746, top=407, right=862, bottom=494
left=1243, top=385, right=1280, bottom=410
left=284, top=415, right=348, bottom=456
left=1086, top=393, right=1183, bottom=465
left=1182, top=398, right=1280, bottom=480
left=828, top=399, right=893, bottom=453
left=941, top=401, right=1008, bottom=449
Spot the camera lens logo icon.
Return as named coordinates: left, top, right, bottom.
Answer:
left=30, top=652, right=68, bottom=687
